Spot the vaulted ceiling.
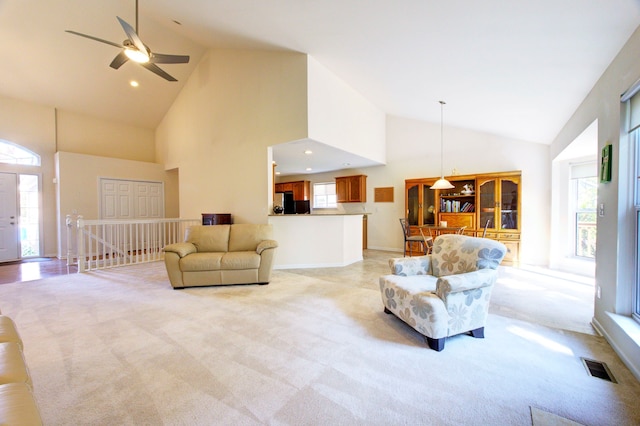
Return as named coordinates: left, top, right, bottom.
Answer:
left=1, top=0, right=639, bottom=146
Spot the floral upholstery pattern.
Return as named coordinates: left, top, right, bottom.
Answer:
left=379, top=234, right=506, bottom=349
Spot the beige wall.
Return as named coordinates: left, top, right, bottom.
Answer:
left=550, top=24, right=640, bottom=377
left=0, top=95, right=57, bottom=256
left=57, top=110, right=155, bottom=162
left=55, top=151, right=179, bottom=256
left=0, top=94, right=169, bottom=258
left=155, top=49, right=309, bottom=224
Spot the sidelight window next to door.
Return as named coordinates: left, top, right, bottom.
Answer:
left=19, top=174, right=39, bottom=257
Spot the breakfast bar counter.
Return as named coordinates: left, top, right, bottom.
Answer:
left=268, top=213, right=364, bottom=269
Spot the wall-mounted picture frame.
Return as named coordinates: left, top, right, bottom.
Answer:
left=600, top=143, right=612, bottom=183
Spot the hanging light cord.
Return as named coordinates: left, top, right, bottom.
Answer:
left=439, top=100, right=445, bottom=178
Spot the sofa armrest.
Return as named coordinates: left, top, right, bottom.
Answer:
left=163, top=242, right=197, bottom=258
left=256, top=239, right=278, bottom=255
left=436, top=269, right=497, bottom=297
left=388, top=255, right=431, bottom=276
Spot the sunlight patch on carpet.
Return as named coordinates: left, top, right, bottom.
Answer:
left=531, top=407, right=584, bottom=426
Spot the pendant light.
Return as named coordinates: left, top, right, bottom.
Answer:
left=430, top=100, right=455, bottom=190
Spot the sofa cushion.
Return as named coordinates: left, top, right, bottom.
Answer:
left=0, top=317, right=22, bottom=350
left=221, top=252, right=261, bottom=270
left=0, top=343, right=31, bottom=388
left=186, top=225, right=231, bottom=253
left=180, top=252, right=224, bottom=272
left=228, top=224, right=273, bottom=252
left=0, top=383, right=42, bottom=425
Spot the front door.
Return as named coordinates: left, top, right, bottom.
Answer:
left=0, top=173, right=19, bottom=262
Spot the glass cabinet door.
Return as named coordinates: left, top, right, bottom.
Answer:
left=478, top=179, right=497, bottom=230
left=406, top=183, right=419, bottom=225
left=500, top=178, right=519, bottom=230
left=423, top=185, right=436, bottom=225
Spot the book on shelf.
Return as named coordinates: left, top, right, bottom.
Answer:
left=440, top=199, right=475, bottom=213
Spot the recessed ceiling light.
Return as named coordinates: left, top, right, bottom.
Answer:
left=130, top=80, right=139, bottom=87
left=275, top=171, right=281, bottom=175
left=304, top=150, right=313, bottom=155
left=306, top=167, right=312, bottom=171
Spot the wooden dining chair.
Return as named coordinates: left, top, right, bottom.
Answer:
left=400, top=218, right=427, bottom=256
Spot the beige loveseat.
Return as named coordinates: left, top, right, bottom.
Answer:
left=0, top=310, right=43, bottom=425
left=163, top=224, right=278, bottom=288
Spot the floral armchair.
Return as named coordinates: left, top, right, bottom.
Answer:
left=379, top=234, right=506, bottom=351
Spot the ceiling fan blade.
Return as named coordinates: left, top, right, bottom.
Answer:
left=141, top=62, right=177, bottom=82
left=65, top=30, right=122, bottom=49
left=149, top=53, right=190, bottom=64
left=109, top=51, right=129, bottom=69
left=116, top=16, right=147, bottom=54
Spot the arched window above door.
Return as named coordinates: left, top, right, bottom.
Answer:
left=0, top=139, right=40, bottom=166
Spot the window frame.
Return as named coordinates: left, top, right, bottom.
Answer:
left=0, top=139, right=40, bottom=166
left=634, top=130, right=640, bottom=323
left=313, top=182, right=337, bottom=209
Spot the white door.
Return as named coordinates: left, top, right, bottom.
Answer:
left=0, top=173, right=19, bottom=262
left=100, top=178, right=164, bottom=220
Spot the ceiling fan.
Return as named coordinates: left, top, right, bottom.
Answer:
left=65, top=0, right=189, bottom=82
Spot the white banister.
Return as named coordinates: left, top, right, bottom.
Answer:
left=69, top=217, right=200, bottom=272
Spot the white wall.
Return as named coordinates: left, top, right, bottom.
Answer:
left=307, top=56, right=386, bottom=164
left=550, top=24, right=640, bottom=378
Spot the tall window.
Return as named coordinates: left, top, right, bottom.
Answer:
left=313, top=182, right=337, bottom=208
left=634, top=129, right=640, bottom=322
left=571, top=163, right=597, bottom=258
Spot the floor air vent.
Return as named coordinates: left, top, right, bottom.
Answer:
left=581, top=357, right=617, bottom=383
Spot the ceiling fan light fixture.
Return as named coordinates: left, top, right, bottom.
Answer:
left=124, top=47, right=149, bottom=63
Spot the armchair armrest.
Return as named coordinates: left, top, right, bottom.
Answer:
left=257, top=239, right=278, bottom=255
left=163, top=242, right=197, bottom=258
left=388, top=255, right=431, bottom=276
left=436, top=269, right=497, bottom=297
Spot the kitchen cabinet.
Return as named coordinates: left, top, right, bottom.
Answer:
left=405, top=171, right=521, bottom=263
left=336, top=175, right=367, bottom=203
left=275, top=180, right=310, bottom=201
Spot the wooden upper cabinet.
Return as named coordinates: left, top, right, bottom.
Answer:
left=292, top=181, right=310, bottom=201
left=275, top=180, right=310, bottom=201
left=336, top=175, right=367, bottom=203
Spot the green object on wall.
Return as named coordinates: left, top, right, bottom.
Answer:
left=600, top=144, right=612, bottom=183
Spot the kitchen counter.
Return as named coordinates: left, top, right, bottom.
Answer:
left=268, top=214, right=365, bottom=268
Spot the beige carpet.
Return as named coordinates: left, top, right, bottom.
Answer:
left=1, top=252, right=639, bottom=425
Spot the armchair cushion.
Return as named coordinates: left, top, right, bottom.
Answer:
left=431, top=234, right=506, bottom=277
left=388, top=255, right=432, bottom=276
